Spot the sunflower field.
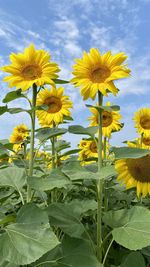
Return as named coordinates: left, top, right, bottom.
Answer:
left=0, top=44, right=150, bottom=267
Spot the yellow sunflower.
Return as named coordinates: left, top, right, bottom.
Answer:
left=78, top=139, right=106, bottom=164
left=127, top=135, right=150, bottom=150
left=36, top=87, right=73, bottom=126
left=71, top=48, right=130, bottom=100
left=1, top=44, right=60, bottom=91
left=13, top=124, right=29, bottom=138
left=9, top=132, right=26, bottom=151
left=9, top=124, right=29, bottom=151
left=115, top=156, right=150, bottom=197
left=88, top=102, right=122, bottom=138
left=133, top=108, right=150, bottom=137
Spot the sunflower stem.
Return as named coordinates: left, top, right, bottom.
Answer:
left=51, top=121, right=56, bottom=169
left=97, top=91, right=103, bottom=263
left=140, top=133, right=143, bottom=148
left=103, top=136, right=108, bottom=211
left=27, top=84, right=37, bottom=203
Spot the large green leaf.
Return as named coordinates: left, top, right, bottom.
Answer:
left=62, top=160, right=116, bottom=181
left=3, top=89, right=25, bottom=103
left=28, top=169, right=70, bottom=191
left=68, top=125, right=98, bottom=138
left=0, top=204, right=59, bottom=265
left=121, top=252, right=146, bottom=267
left=0, top=224, right=59, bottom=265
left=0, top=167, right=26, bottom=192
left=47, top=203, right=85, bottom=238
left=65, top=199, right=97, bottom=217
left=17, top=203, right=49, bottom=224
left=32, top=245, right=71, bottom=267
left=112, top=147, right=150, bottom=159
left=35, top=128, right=67, bottom=142
left=112, top=206, right=150, bottom=250
left=0, top=260, right=18, bottom=267
left=61, top=236, right=102, bottom=267
left=55, top=140, right=71, bottom=152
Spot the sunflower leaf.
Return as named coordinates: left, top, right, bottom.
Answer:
left=0, top=105, right=8, bottom=115
left=3, top=89, right=25, bottom=103
left=110, top=206, right=150, bottom=250
left=8, top=108, right=28, bottom=114
left=28, top=169, right=70, bottom=191
left=68, top=125, right=98, bottom=138
left=0, top=204, right=59, bottom=265
left=112, top=146, right=150, bottom=159
left=121, top=251, right=146, bottom=267
left=35, top=128, right=68, bottom=142
left=86, top=104, right=120, bottom=112
left=0, top=167, right=26, bottom=193
left=53, top=78, right=69, bottom=84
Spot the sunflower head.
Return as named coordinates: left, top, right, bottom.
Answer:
left=88, top=102, right=122, bottom=137
left=71, top=48, right=130, bottom=100
left=1, top=44, right=60, bottom=91
left=9, top=132, right=25, bottom=151
left=127, top=135, right=150, bottom=150
left=13, top=124, right=29, bottom=138
left=36, top=86, right=73, bottom=127
left=133, top=108, right=150, bottom=137
left=115, top=155, right=150, bottom=197
left=9, top=124, right=29, bottom=151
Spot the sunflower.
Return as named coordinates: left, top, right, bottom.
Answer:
left=13, top=124, right=29, bottom=138
left=9, top=132, right=26, bottom=151
left=88, top=102, right=122, bottom=138
left=127, top=135, right=150, bottom=150
left=36, top=87, right=73, bottom=126
left=1, top=44, right=60, bottom=91
left=78, top=139, right=104, bottom=161
left=71, top=48, right=130, bottom=100
left=9, top=124, right=29, bottom=151
left=133, top=108, right=150, bottom=137
left=115, top=155, right=150, bottom=197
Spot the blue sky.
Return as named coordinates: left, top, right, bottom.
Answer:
left=0, top=0, right=150, bottom=147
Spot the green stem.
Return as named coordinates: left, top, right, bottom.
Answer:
left=97, top=91, right=103, bottom=263
left=103, top=137, right=107, bottom=166
left=103, top=136, right=108, bottom=211
left=51, top=137, right=55, bottom=169
left=27, top=84, right=37, bottom=203
left=102, top=238, right=114, bottom=266
left=19, top=190, right=25, bottom=205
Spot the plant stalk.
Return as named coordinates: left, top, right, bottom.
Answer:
left=103, top=136, right=108, bottom=211
left=51, top=121, right=56, bottom=169
left=27, top=84, right=37, bottom=203
left=97, top=91, right=103, bottom=263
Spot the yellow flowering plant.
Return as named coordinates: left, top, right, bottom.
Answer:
left=1, top=44, right=150, bottom=267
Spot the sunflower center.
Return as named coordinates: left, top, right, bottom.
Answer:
left=22, top=65, right=42, bottom=80
left=102, top=111, right=113, bottom=127
left=44, top=96, right=62, bottom=113
left=126, top=156, right=150, bottom=182
left=140, top=115, right=150, bottom=129
left=15, top=136, right=24, bottom=142
left=90, top=141, right=97, bottom=153
left=91, top=67, right=110, bottom=83
left=143, top=137, right=150, bottom=146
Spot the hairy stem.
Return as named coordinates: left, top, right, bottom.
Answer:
left=27, top=84, right=37, bottom=203
left=97, top=91, right=103, bottom=263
